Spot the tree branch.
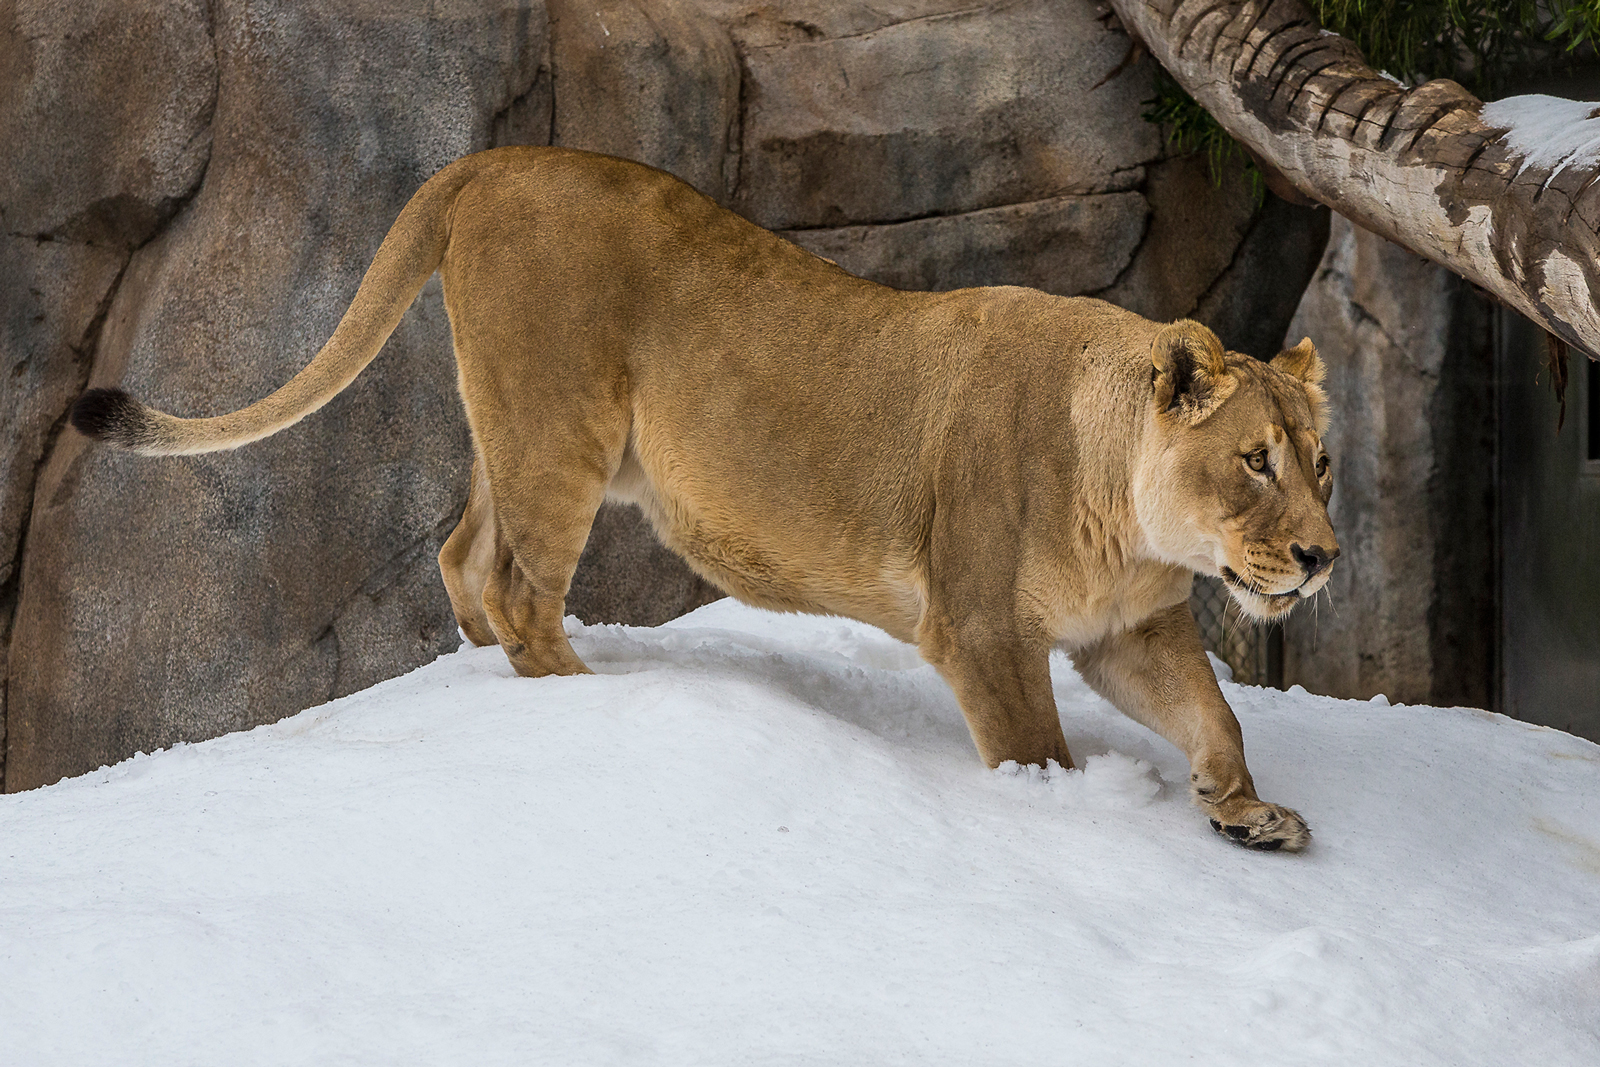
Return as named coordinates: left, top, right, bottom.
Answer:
left=1110, top=0, right=1600, bottom=358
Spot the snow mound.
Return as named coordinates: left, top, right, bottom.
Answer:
left=2, top=601, right=1597, bottom=1065
left=993, top=752, right=1164, bottom=810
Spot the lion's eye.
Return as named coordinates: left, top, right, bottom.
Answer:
left=1245, top=449, right=1269, bottom=473
left=1316, top=454, right=1330, bottom=477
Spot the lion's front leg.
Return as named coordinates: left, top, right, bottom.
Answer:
left=919, top=609, right=1074, bottom=771
left=1070, top=602, right=1310, bottom=852
left=919, top=444, right=1075, bottom=771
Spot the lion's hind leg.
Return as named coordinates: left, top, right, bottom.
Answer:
left=480, top=517, right=592, bottom=678
left=464, top=390, right=628, bottom=680
left=468, top=443, right=616, bottom=678
left=438, top=453, right=588, bottom=678
left=439, top=456, right=500, bottom=648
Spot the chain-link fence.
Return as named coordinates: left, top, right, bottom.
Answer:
left=1188, top=575, right=1280, bottom=688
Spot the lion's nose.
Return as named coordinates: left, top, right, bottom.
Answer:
left=1291, top=543, right=1339, bottom=576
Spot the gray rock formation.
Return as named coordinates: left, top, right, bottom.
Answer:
left=730, top=0, right=1154, bottom=229
left=1279, top=215, right=1495, bottom=708
left=3, top=0, right=550, bottom=790
left=782, top=193, right=1150, bottom=298
left=2, top=0, right=1326, bottom=789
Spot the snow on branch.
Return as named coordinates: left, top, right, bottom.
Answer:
left=1109, top=0, right=1600, bottom=361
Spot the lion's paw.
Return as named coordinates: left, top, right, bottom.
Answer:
left=1206, top=802, right=1311, bottom=852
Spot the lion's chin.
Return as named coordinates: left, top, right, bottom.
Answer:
left=1218, top=566, right=1331, bottom=623
left=1226, top=586, right=1301, bottom=622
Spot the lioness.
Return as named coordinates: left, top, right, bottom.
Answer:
left=73, top=147, right=1337, bottom=851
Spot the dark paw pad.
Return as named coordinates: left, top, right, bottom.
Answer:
left=1209, top=816, right=1305, bottom=851
left=1209, top=818, right=1252, bottom=842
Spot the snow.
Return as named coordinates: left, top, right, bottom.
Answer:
left=3, top=599, right=1598, bottom=1065
left=1481, top=93, right=1600, bottom=188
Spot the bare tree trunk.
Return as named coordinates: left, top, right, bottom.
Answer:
left=1109, top=0, right=1600, bottom=359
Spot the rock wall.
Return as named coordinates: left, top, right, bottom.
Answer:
left=1279, top=215, right=1496, bottom=708
left=1, top=0, right=1327, bottom=790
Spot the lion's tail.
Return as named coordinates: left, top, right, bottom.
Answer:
left=70, top=158, right=480, bottom=457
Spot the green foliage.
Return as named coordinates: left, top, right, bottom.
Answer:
left=1313, top=0, right=1598, bottom=96
left=1140, top=68, right=1263, bottom=199
left=1139, top=54, right=1258, bottom=195
left=1542, top=0, right=1600, bottom=53
left=1141, top=0, right=1600, bottom=191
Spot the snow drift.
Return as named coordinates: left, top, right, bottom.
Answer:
left=2, top=600, right=1597, bottom=1065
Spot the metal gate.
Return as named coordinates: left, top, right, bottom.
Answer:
left=1497, top=313, right=1600, bottom=739
left=1188, top=575, right=1280, bottom=687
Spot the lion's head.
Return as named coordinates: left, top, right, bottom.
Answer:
left=1133, top=320, right=1338, bottom=622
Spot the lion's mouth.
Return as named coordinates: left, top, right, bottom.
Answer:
left=1220, top=567, right=1301, bottom=602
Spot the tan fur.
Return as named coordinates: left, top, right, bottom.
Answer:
left=78, top=147, right=1341, bottom=851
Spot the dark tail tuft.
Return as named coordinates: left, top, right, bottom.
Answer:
left=71, top=388, right=155, bottom=449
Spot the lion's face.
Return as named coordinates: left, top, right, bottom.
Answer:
left=1133, top=322, right=1338, bottom=623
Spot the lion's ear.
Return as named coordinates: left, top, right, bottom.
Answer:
left=1151, top=320, right=1235, bottom=425
left=1272, top=337, right=1330, bottom=434
left=1272, top=337, right=1325, bottom=385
